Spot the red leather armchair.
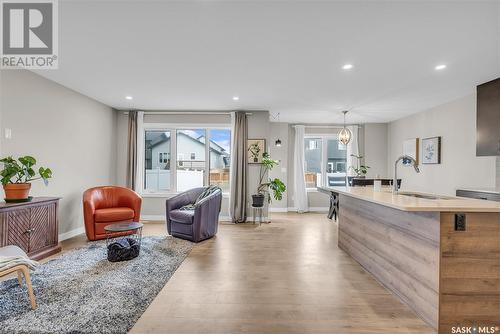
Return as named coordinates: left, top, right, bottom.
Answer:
left=83, top=186, right=142, bottom=241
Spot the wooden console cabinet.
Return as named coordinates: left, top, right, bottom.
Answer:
left=0, top=197, right=61, bottom=260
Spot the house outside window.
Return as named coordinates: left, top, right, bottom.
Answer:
left=208, top=129, right=231, bottom=192
left=176, top=129, right=206, bottom=191
left=304, top=138, right=322, bottom=188
left=144, top=131, right=171, bottom=192
left=141, top=125, right=231, bottom=195
left=304, top=136, right=347, bottom=188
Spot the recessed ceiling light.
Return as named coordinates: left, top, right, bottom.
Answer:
left=342, top=64, right=354, bottom=70
left=232, top=96, right=239, bottom=101
left=125, top=96, right=133, bottom=100
left=435, top=64, right=447, bottom=71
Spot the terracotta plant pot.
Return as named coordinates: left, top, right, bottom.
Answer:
left=3, top=183, right=31, bottom=200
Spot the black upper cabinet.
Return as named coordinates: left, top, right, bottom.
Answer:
left=476, top=77, right=500, bottom=156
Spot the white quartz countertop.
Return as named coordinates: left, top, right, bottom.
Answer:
left=319, top=186, right=500, bottom=212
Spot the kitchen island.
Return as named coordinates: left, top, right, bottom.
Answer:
left=318, top=186, right=500, bottom=334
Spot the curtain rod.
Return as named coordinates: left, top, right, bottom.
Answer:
left=148, top=111, right=254, bottom=115
left=124, top=111, right=253, bottom=116
left=292, top=124, right=360, bottom=129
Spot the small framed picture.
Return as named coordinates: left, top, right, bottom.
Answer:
left=247, top=139, right=266, bottom=164
left=422, top=136, right=441, bottom=164
left=402, top=138, right=419, bottom=166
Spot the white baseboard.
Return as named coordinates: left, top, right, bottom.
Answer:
left=59, top=227, right=85, bottom=241
left=286, top=207, right=329, bottom=213
left=141, top=214, right=233, bottom=222
left=268, top=207, right=288, bottom=213
left=141, top=214, right=165, bottom=221
left=309, top=207, right=329, bottom=212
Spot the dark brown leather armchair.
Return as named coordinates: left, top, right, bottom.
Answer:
left=83, top=186, right=142, bottom=241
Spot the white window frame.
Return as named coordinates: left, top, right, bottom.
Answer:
left=304, top=134, right=344, bottom=191
left=138, top=123, right=231, bottom=197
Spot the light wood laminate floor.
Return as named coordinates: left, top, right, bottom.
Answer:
left=62, top=213, right=432, bottom=334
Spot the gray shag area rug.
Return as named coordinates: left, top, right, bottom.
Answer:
left=0, top=236, right=193, bottom=334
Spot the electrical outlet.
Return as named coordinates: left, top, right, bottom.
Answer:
left=454, top=213, right=466, bottom=231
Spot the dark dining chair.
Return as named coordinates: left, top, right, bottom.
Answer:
left=351, top=178, right=402, bottom=188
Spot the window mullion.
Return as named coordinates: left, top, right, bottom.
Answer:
left=321, top=137, right=327, bottom=187
left=205, top=129, right=210, bottom=186
left=171, top=129, right=177, bottom=192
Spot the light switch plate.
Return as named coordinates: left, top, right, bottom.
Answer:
left=4, top=128, right=12, bottom=139
left=281, top=167, right=287, bottom=173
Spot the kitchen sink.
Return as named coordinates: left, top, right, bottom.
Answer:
left=397, top=192, right=452, bottom=200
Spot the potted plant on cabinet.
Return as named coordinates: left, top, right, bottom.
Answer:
left=0, top=156, right=53, bottom=202
left=252, top=152, right=286, bottom=207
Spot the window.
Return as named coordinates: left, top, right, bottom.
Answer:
left=176, top=129, right=206, bottom=192
left=209, top=129, right=231, bottom=192
left=142, top=126, right=231, bottom=194
left=304, top=138, right=322, bottom=188
left=326, top=139, right=347, bottom=186
left=144, top=131, right=171, bottom=192
left=308, top=140, right=319, bottom=150
left=159, top=152, right=169, bottom=163
left=304, top=136, right=347, bottom=188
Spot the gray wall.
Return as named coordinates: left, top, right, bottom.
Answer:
left=0, top=70, right=117, bottom=235
left=244, top=111, right=271, bottom=217
left=387, top=94, right=497, bottom=195
left=116, top=112, right=128, bottom=186
left=364, top=123, right=388, bottom=178
left=268, top=123, right=289, bottom=210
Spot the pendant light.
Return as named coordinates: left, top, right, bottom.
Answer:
left=273, top=112, right=282, bottom=147
left=338, top=110, right=352, bottom=145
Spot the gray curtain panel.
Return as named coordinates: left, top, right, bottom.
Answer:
left=229, top=111, right=248, bottom=223
left=126, top=111, right=138, bottom=190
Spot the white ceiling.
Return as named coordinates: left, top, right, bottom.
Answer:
left=35, top=0, right=500, bottom=124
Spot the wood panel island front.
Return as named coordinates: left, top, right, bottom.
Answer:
left=318, top=186, right=500, bottom=334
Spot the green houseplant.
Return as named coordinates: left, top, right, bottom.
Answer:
left=0, top=156, right=52, bottom=201
left=349, top=154, right=370, bottom=177
left=252, top=152, right=286, bottom=207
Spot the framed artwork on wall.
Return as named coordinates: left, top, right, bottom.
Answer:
left=247, top=139, right=266, bottom=164
left=422, top=136, right=441, bottom=164
left=402, top=138, right=419, bottom=166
